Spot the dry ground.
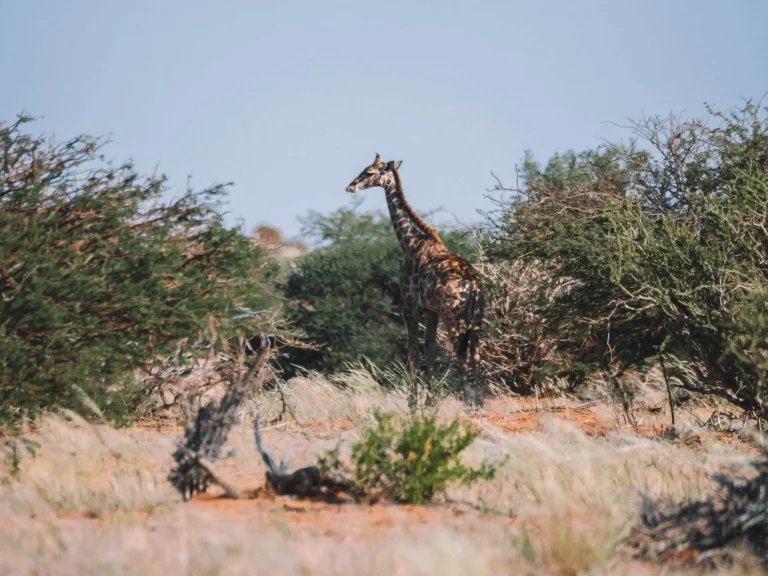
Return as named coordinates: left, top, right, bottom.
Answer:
left=1, top=368, right=765, bottom=575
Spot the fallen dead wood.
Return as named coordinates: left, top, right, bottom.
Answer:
left=179, top=447, right=244, bottom=500
left=168, top=337, right=360, bottom=502
left=168, top=339, right=270, bottom=501
left=253, top=414, right=358, bottom=500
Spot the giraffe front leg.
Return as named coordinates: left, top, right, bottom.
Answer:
left=423, top=310, right=439, bottom=407
left=402, top=300, right=422, bottom=410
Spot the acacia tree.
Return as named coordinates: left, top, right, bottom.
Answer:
left=0, top=116, right=279, bottom=425
left=486, top=100, right=768, bottom=416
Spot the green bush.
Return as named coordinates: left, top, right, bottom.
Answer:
left=485, top=99, right=768, bottom=416
left=280, top=199, right=475, bottom=375
left=0, top=116, right=278, bottom=425
left=321, top=410, right=496, bottom=504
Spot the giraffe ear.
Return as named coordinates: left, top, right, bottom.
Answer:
left=395, top=160, right=403, bottom=170
left=373, top=153, right=382, bottom=166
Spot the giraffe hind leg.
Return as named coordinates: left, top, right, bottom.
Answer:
left=467, top=330, right=484, bottom=408
left=453, top=329, right=471, bottom=406
left=455, top=328, right=484, bottom=409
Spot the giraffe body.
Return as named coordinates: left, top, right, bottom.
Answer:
left=346, top=154, right=484, bottom=407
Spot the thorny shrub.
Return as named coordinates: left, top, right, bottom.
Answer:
left=484, top=99, right=768, bottom=417
left=473, top=240, right=583, bottom=395
left=0, top=115, right=280, bottom=426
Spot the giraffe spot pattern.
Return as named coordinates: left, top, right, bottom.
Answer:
left=345, top=154, right=485, bottom=407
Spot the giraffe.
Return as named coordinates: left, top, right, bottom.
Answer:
left=345, top=154, right=485, bottom=408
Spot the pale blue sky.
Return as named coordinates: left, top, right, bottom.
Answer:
left=2, top=0, right=766, bottom=238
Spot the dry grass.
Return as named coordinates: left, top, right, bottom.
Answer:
left=0, top=368, right=765, bottom=575
left=460, top=417, right=756, bottom=574
left=0, top=411, right=179, bottom=517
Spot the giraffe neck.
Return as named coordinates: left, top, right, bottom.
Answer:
left=383, top=170, right=442, bottom=255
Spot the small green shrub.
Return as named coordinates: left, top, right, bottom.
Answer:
left=322, top=410, right=496, bottom=504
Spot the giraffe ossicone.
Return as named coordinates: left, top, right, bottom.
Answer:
left=345, top=154, right=485, bottom=408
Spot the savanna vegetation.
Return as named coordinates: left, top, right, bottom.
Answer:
left=5, top=100, right=766, bottom=424
left=274, top=99, right=768, bottom=424
left=2, top=98, right=768, bottom=573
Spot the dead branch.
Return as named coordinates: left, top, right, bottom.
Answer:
left=252, top=414, right=358, bottom=500
left=168, top=335, right=358, bottom=503
left=180, top=447, right=244, bottom=500
left=470, top=232, right=579, bottom=395
left=168, top=338, right=270, bottom=501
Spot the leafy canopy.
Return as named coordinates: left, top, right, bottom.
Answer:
left=0, top=116, right=277, bottom=425
left=485, top=100, right=768, bottom=416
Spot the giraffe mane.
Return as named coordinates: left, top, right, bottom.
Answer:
left=391, top=168, right=443, bottom=244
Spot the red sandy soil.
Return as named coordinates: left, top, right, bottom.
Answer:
left=188, top=491, right=504, bottom=540
left=134, top=395, right=752, bottom=446
left=2, top=397, right=756, bottom=575
left=174, top=398, right=753, bottom=534
left=470, top=406, right=612, bottom=435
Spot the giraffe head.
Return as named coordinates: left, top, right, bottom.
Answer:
left=346, top=154, right=403, bottom=193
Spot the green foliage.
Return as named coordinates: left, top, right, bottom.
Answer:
left=0, top=116, right=278, bottom=425
left=321, top=410, right=496, bottom=504
left=486, top=99, right=768, bottom=415
left=280, top=199, right=475, bottom=374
